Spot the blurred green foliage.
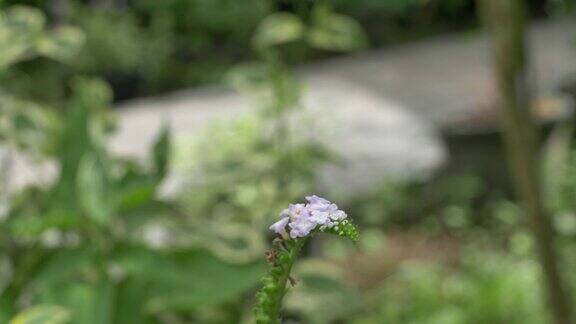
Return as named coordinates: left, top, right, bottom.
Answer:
left=0, top=0, right=485, bottom=103
left=171, top=1, right=355, bottom=266
left=0, top=73, right=268, bottom=323
left=174, top=113, right=333, bottom=264
left=9, top=304, right=70, bottom=324
left=2, top=1, right=576, bottom=323
left=0, top=6, right=268, bottom=323
left=351, top=256, right=547, bottom=324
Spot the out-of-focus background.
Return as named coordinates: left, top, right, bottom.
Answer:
left=2, top=0, right=576, bottom=323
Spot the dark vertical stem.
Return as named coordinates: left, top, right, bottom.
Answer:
left=479, top=0, right=572, bottom=323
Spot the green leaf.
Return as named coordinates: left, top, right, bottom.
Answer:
left=307, top=8, right=367, bottom=52
left=118, top=177, right=157, bottom=212
left=113, top=278, right=151, bottom=324
left=115, top=161, right=164, bottom=214
left=149, top=249, right=265, bottom=312
left=112, top=245, right=265, bottom=312
left=253, top=13, right=304, bottom=48
left=152, top=124, right=170, bottom=180
left=37, top=282, right=114, bottom=324
left=37, top=26, right=85, bottom=62
left=9, top=305, right=70, bottom=324
left=31, top=249, right=92, bottom=289
left=77, top=152, right=115, bottom=225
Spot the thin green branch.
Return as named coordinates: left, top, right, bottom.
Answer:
left=254, top=238, right=306, bottom=324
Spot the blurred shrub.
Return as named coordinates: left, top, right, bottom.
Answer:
left=3, top=2, right=573, bottom=323
left=333, top=0, right=468, bottom=16
left=0, top=5, right=82, bottom=157
left=0, top=7, right=267, bottom=322
left=0, top=75, right=267, bottom=323
left=0, top=5, right=83, bottom=69
left=351, top=255, right=547, bottom=324
left=284, top=259, right=363, bottom=323
left=170, top=1, right=366, bottom=267
left=1, top=0, right=486, bottom=103
left=173, top=113, right=333, bottom=264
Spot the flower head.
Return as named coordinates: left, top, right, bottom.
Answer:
left=270, top=195, right=355, bottom=240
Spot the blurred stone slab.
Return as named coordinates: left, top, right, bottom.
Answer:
left=111, top=19, right=576, bottom=197
left=113, top=76, right=447, bottom=198
left=297, top=76, right=445, bottom=195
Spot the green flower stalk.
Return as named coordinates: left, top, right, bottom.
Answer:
left=254, top=196, right=359, bottom=323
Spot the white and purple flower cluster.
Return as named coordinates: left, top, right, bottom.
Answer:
left=269, top=195, right=348, bottom=239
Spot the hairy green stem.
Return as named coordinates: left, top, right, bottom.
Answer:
left=254, top=238, right=307, bottom=324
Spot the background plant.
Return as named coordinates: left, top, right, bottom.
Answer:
left=0, top=6, right=266, bottom=323
left=3, top=0, right=576, bottom=323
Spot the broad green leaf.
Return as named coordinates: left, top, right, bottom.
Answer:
left=116, top=161, right=160, bottom=212
left=113, top=278, right=151, bottom=324
left=307, top=9, right=367, bottom=52
left=152, top=124, right=170, bottom=180
left=188, top=221, right=267, bottom=264
left=31, top=249, right=92, bottom=289
left=37, top=26, right=85, bottom=62
left=7, top=210, right=79, bottom=241
left=77, top=152, right=115, bottom=225
left=146, top=253, right=266, bottom=313
left=9, top=305, right=69, bottom=324
left=118, top=177, right=157, bottom=212
left=37, top=282, right=114, bottom=324
left=112, top=245, right=265, bottom=312
left=253, top=13, right=304, bottom=48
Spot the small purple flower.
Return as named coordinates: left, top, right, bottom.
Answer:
left=270, top=196, right=349, bottom=238
left=289, top=217, right=316, bottom=238
left=269, top=217, right=289, bottom=236
left=305, top=195, right=331, bottom=207
left=282, top=204, right=308, bottom=220
left=306, top=195, right=347, bottom=230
